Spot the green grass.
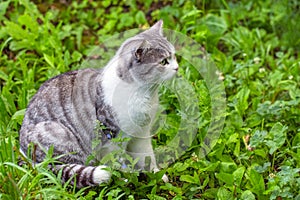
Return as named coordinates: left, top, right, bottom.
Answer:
left=1, top=0, right=300, bottom=199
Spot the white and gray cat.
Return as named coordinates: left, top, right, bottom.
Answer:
left=19, top=20, right=178, bottom=188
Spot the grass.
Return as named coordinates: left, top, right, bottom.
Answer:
left=1, top=0, right=300, bottom=199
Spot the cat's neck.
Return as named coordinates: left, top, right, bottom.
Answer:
left=101, top=59, right=159, bottom=136
left=101, top=59, right=157, bottom=107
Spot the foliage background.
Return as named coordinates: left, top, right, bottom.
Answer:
left=0, top=0, right=299, bottom=199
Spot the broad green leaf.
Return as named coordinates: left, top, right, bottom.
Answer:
left=200, top=161, right=219, bottom=172
left=249, top=130, right=267, bottom=148
left=4, top=21, right=30, bottom=40
left=269, top=70, right=283, bottom=88
left=204, top=14, right=228, bottom=35
left=172, top=162, right=188, bottom=172
left=289, top=87, right=300, bottom=99
left=253, top=149, right=267, bottom=158
left=228, top=110, right=243, bottom=129
left=18, top=13, right=39, bottom=36
left=0, top=1, right=10, bottom=18
left=103, top=20, right=117, bottom=32
left=265, top=122, right=288, bottom=154
left=160, top=183, right=182, bottom=194
left=215, top=172, right=234, bottom=186
left=43, top=54, right=55, bottom=68
left=235, top=87, right=250, bottom=116
left=9, top=40, right=33, bottom=51
left=202, top=188, right=218, bottom=198
left=180, top=171, right=200, bottom=185
left=278, top=80, right=297, bottom=91
left=246, top=113, right=262, bottom=127
left=71, top=51, right=82, bottom=62
left=241, top=190, right=255, bottom=200
left=254, top=162, right=271, bottom=173
left=226, top=133, right=239, bottom=144
left=249, top=168, right=265, bottom=195
left=135, top=11, right=147, bottom=24
left=233, top=166, right=245, bottom=186
left=217, top=187, right=233, bottom=200
left=220, top=162, right=237, bottom=173
left=102, top=0, right=111, bottom=8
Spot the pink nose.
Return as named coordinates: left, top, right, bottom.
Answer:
left=174, top=66, right=179, bottom=71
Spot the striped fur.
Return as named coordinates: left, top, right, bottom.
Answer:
left=57, top=164, right=111, bottom=188
left=19, top=20, right=177, bottom=187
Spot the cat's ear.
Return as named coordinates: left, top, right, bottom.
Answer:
left=134, top=40, right=150, bottom=61
left=149, top=20, right=163, bottom=36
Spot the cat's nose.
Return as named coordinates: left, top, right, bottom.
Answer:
left=173, top=66, right=178, bottom=71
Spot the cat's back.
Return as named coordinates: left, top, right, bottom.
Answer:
left=22, top=68, right=101, bottom=126
left=19, top=68, right=103, bottom=163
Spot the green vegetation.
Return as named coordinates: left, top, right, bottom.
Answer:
left=1, top=0, right=299, bottom=199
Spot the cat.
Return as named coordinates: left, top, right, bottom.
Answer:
left=19, top=20, right=178, bottom=188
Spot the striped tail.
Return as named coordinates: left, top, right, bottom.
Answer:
left=55, top=164, right=111, bottom=188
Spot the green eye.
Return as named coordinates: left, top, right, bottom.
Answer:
left=160, top=58, right=169, bottom=65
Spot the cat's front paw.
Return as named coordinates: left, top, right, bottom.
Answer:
left=154, top=168, right=169, bottom=183
left=162, top=174, right=169, bottom=183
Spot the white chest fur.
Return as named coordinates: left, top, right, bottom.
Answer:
left=101, top=61, right=158, bottom=138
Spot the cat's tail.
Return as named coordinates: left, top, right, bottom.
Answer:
left=54, top=164, right=111, bottom=188
left=19, top=148, right=110, bottom=188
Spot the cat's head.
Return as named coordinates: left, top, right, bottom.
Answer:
left=116, top=20, right=178, bottom=84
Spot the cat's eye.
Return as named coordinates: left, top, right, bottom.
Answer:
left=160, top=58, right=169, bottom=65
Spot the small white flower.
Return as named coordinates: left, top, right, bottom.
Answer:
left=269, top=173, right=276, bottom=178
left=289, top=75, right=293, bottom=80
left=215, top=70, right=224, bottom=81
left=242, top=53, right=247, bottom=57
left=254, top=57, right=260, bottom=64
left=259, top=68, right=265, bottom=73
left=218, top=75, right=225, bottom=81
